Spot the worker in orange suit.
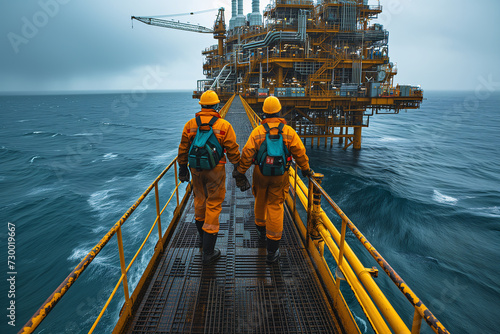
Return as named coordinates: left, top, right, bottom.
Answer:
left=233, top=96, right=313, bottom=263
left=177, top=90, right=247, bottom=265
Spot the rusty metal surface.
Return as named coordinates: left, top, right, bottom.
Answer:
left=121, top=98, right=342, bottom=334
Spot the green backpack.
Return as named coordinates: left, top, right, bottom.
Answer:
left=188, top=116, right=223, bottom=170
left=255, top=123, right=291, bottom=176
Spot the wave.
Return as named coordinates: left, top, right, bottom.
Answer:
left=474, top=206, right=500, bottom=218
left=72, top=132, right=96, bottom=137
left=92, top=225, right=107, bottom=234
left=353, top=313, right=368, bottom=333
left=433, top=190, right=458, bottom=205
left=27, top=186, right=57, bottom=196
left=379, top=136, right=404, bottom=142
left=67, top=246, right=118, bottom=269
left=103, top=152, right=118, bottom=160
left=23, top=131, right=64, bottom=137
left=100, top=121, right=169, bottom=134
left=88, top=188, right=121, bottom=219
left=92, top=153, right=119, bottom=163
left=30, top=155, right=41, bottom=164
left=150, top=149, right=177, bottom=166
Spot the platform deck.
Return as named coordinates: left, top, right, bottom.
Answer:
left=122, top=97, right=343, bottom=333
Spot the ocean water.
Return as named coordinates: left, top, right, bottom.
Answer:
left=1, top=91, right=499, bottom=333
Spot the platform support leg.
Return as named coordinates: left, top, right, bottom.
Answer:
left=354, top=127, right=362, bottom=150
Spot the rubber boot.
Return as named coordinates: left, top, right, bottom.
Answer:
left=255, top=225, right=266, bottom=241
left=195, top=220, right=204, bottom=247
left=266, top=238, right=280, bottom=264
left=202, top=232, right=221, bottom=265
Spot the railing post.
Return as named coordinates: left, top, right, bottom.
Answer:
left=154, top=181, right=163, bottom=250
left=336, top=218, right=347, bottom=290
left=306, top=173, right=324, bottom=247
left=174, top=161, right=179, bottom=206
left=116, top=226, right=131, bottom=317
left=411, top=308, right=423, bottom=334
left=293, top=164, right=298, bottom=221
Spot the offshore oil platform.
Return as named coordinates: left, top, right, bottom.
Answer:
left=20, top=2, right=449, bottom=334
left=132, top=0, right=423, bottom=149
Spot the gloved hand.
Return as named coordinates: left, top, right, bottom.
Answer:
left=232, top=167, right=241, bottom=179
left=179, top=164, right=190, bottom=182
left=301, top=168, right=314, bottom=178
left=233, top=169, right=251, bottom=192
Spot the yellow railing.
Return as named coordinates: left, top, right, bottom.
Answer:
left=19, top=157, right=191, bottom=334
left=20, top=93, right=238, bottom=334
left=239, top=95, right=450, bottom=334
left=240, top=94, right=262, bottom=128
left=218, top=93, right=236, bottom=118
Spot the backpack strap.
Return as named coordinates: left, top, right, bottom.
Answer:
left=277, top=123, right=284, bottom=133
left=196, top=116, right=218, bottom=128
left=208, top=116, right=218, bottom=127
left=262, top=122, right=284, bottom=133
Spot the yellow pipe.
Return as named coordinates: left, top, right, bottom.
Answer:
left=289, top=170, right=410, bottom=333
left=286, top=175, right=396, bottom=332
left=311, top=176, right=449, bottom=334
left=317, top=224, right=392, bottom=333
left=336, top=219, right=347, bottom=290
left=284, top=200, right=361, bottom=334
left=319, top=210, right=410, bottom=333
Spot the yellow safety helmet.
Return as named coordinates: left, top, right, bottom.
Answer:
left=199, top=90, right=220, bottom=106
left=262, top=96, right=282, bottom=114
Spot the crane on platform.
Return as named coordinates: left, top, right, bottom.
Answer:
left=131, top=8, right=226, bottom=57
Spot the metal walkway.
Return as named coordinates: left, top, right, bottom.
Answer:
left=122, top=98, right=343, bottom=333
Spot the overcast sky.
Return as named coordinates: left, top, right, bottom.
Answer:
left=1, top=0, right=499, bottom=93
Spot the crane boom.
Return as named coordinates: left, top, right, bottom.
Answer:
left=131, top=16, right=213, bottom=34
left=131, top=8, right=226, bottom=57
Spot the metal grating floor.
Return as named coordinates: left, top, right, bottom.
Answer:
left=122, top=98, right=343, bottom=334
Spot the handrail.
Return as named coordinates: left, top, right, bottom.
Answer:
left=209, top=63, right=230, bottom=91
left=309, top=176, right=450, bottom=334
left=19, top=157, right=186, bottom=334
left=239, top=95, right=450, bottom=334
left=219, top=93, right=236, bottom=118
left=88, top=174, right=183, bottom=333
left=239, top=94, right=262, bottom=128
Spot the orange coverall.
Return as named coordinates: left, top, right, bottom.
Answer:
left=178, top=109, right=241, bottom=234
left=237, top=117, right=310, bottom=240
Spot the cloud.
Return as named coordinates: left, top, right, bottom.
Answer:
left=1, top=0, right=219, bottom=92
left=0, top=0, right=499, bottom=92
left=377, top=0, right=500, bottom=90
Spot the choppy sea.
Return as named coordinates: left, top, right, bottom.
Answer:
left=1, top=91, right=499, bottom=333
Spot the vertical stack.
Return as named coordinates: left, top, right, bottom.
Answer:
left=229, top=0, right=237, bottom=30
left=248, top=0, right=263, bottom=27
